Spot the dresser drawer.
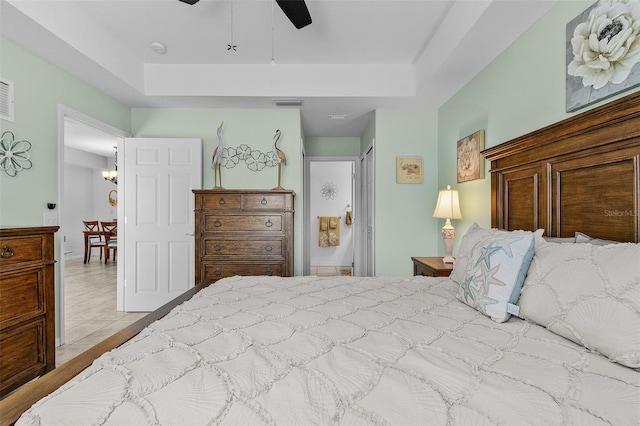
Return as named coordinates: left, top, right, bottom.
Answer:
left=0, top=267, right=45, bottom=327
left=201, top=193, right=242, bottom=210
left=203, top=262, right=283, bottom=282
left=244, top=194, right=287, bottom=210
left=0, top=317, right=46, bottom=392
left=0, top=235, right=45, bottom=266
left=204, top=214, right=283, bottom=232
left=204, top=238, right=284, bottom=258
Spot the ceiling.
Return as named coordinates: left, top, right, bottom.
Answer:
left=1, top=0, right=557, bottom=145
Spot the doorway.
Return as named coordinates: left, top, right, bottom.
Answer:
left=303, top=157, right=358, bottom=276
left=57, top=105, right=130, bottom=347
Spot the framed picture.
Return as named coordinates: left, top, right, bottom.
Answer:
left=396, top=156, right=423, bottom=184
left=457, top=130, right=484, bottom=183
left=566, top=0, right=640, bottom=112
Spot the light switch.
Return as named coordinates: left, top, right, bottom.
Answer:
left=43, top=212, right=58, bottom=226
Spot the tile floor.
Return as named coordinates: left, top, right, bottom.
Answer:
left=311, top=266, right=352, bottom=276
left=56, top=258, right=147, bottom=366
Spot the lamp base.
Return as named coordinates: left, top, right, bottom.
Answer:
left=441, top=219, right=456, bottom=264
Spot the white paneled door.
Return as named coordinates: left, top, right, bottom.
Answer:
left=120, top=138, right=202, bottom=312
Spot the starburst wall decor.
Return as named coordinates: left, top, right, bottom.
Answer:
left=0, top=131, right=32, bottom=177
left=320, top=182, right=338, bottom=200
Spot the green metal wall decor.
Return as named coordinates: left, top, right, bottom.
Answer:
left=221, top=144, right=279, bottom=172
left=0, top=131, right=32, bottom=177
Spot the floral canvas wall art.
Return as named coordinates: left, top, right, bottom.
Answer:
left=566, top=0, right=640, bottom=112
left=457, top=130, right=484, bottom=183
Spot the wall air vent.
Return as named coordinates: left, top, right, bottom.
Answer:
left=272, top=98, right=303, bottom=107
left=0, top=78, right=15, bottom=122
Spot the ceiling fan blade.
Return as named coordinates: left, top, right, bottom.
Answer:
left=275, top=0, right=312, bottom=29
left=178, top=0, right=200, bottom=5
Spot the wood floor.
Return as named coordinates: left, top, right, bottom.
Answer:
left=56, top=258, right=146, bottom=366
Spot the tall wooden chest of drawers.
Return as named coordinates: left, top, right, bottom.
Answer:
left=193, top=189, right=294, bottom=285
left=0, top=226, right=58, bottom=397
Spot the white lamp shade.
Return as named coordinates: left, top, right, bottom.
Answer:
left=433, top=185, right=462, bottom=220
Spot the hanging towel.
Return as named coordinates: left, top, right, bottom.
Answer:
left=318, top=217, right=330, bottom=247
left=345, top=211, right=353, bottom=226
left=328, top=216, right=340, bottom=246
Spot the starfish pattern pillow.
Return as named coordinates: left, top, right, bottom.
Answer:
left=456, top=231, right=536, bottom=323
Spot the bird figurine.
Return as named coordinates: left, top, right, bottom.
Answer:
left=271, top=129, right=287, bottom=190
left=212, top=121, right=224, bottom=188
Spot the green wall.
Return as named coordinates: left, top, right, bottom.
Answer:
left=0, top=36, right=132, bottom=340
left=0, top=37, right=131, bottom=226
left=373, top=109, right=440, bottom=276
left=305, top=137, right=360, bottom=157
left=131, top=108, right=304, bottom=275
left=437, top=1, right=640, bottom=254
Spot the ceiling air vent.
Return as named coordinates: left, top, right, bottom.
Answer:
left=272, top=98, right=303, bottom=107
left=0, top=78, right=15, bottom=122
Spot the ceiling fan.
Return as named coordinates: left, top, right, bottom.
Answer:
left=178, top=0, right=312, bottom=29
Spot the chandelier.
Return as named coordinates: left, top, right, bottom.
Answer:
left=101, top=146, right=117, bottom=185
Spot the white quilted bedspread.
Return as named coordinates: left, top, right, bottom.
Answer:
left=19, top=276, right=640, bottom=425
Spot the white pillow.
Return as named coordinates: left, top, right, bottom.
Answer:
left=518, top=242, right=640, bottom=368
left=574, top=231, right=621, bottom=246
left=456, top=230, right=536, bottom=322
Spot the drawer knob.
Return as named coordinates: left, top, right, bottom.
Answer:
left=1, top=245, right=14, bottom=258
left=214, top=243, right=222, bottom=251
left=265, top=219, right=273, bottom=228
left=214, top=267, right=222, bottom=276
left=213, top=219, right=222, bottom=227
left=265, top=267, right=273, bottom=276
left=265, top=245, right=273, bottom=252
left=218, top=197, right=226, bottom=205
left=261, top=197, right=267, bottom=205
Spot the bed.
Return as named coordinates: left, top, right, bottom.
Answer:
left=0, top=91, right=638, bottom=425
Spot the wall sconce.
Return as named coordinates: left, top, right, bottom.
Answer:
left=432, top=185, right=462, bottom=263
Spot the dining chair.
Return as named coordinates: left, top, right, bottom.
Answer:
left=83, top=220, right=106, bottom=263
left=100, top=221, right=118, bottom=264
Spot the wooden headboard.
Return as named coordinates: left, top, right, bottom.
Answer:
left=482, top=91, right=640, bottom=243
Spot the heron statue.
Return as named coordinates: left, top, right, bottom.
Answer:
left=271, top=129, right=286, bottom=190
left=212, top=121, right=224, bottom=188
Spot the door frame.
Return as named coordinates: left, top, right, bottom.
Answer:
left=358, top=142, right=375, bottom=277
left=57, top=105, right=131, bottom=345
left=303, top=156, right=360, bottom=276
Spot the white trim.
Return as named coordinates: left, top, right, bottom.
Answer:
left=57, top=105, right=130, bottom=345
left=303, top=156, right=360, bottom=276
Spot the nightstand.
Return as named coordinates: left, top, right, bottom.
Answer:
left=411, top=257, right=454, bottom=277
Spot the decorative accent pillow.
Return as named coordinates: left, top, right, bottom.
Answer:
left=451, top=223, right=543, bottom=285
left=455, top=230, right=536, bottom=323
left=518, top=242, right=640, bottom=368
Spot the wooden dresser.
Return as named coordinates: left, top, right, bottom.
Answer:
left=193, top=189, right=294, bottom=285
left=0, top=226, right=58, bottom=397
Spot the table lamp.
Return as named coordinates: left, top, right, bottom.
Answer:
left=433, top=185, right=462, bottom=263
